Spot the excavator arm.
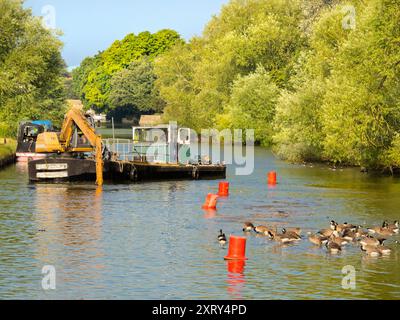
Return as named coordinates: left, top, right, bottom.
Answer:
left=35, top=102, right=104, bottom=186
left=59, top=107, right=104, bottom=186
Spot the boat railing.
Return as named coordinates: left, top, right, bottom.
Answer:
left=103, top=138, right=170, bottom=163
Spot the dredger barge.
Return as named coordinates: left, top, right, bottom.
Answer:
left=28, top=101, right=226, bottom=185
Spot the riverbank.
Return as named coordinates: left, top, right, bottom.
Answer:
left=0, top=139, right=16, bottom=169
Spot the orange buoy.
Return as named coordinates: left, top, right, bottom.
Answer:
left=202, top=193, right=218, bottom=210
left=268, top=171, right=277, bottom=185
left=224, top=236, right=248, bottom=261
left=227, top=260, right=246, bottom=274
left=218, top=182, right=230, bottom=197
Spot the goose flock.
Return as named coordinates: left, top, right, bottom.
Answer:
left=220, top=220, right=399, bottom=257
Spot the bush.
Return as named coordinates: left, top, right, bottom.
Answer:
left=0, top=122, right=16, bottom=138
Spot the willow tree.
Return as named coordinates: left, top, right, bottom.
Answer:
left=273, top=1, right=354, bottom=161
left=155, top=0, right=306, bottom=135
left=321, top=0, right=400, bottom=169
left=274, top=0, right=400, bottom=170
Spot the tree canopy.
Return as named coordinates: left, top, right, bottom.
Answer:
left=72, top=29, right=183, bottom=118
left=153, top=0, right=400, bottom=171
left=274, top=0, right=400, bottom=170
left=0, top=0, right=66, bottom=135
left=71, top=0, right=400, bottom=171
left=155, top=0, right=306, bottom=132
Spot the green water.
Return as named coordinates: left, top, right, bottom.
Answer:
left=0, top=148, right=399, bottom=299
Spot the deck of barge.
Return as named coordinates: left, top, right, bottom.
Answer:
left=109, top=161, right=226, bottom=182
left=28, top=157, right=226, bottom=183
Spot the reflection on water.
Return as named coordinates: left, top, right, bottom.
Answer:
left=203, top=209, right=217, bottom=220
left=0, top=147, right=400, bottom=299
left=226, top=260, right=246, bottom=300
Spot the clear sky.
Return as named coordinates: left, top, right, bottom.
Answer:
left=24, top=0, right=228, bottom=68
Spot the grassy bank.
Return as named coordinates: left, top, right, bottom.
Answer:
left=0, top=139, right=16, bottom=161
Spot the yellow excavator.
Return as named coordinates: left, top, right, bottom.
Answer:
left=35, top=100, right=104, bottom=185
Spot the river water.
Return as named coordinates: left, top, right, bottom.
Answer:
left=0, top=147, right=399, bottom=300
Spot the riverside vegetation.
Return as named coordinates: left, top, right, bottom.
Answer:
left=72, top=0, right=400, bottom=173
left=1, top=0, right=400, bottom=173
left=0, top=139, right=15, bottom=163
left=0, top=0, right=67, bottom=137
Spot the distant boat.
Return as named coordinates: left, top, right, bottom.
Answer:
left=16, top=121, right=54, bottom=162
left=86, top=109, right=107, bottom=126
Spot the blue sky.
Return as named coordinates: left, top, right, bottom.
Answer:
left=24, top=0, right=228, bottom=68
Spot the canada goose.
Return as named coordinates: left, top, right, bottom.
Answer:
left=282, top=228, right=302, bottom=240
left=374, top=228, right=396, bottom=237
left=377, top=245, right=392, bottom=256
left=368, top=221, right=395, bottom=236
left=326, top=241, right=342, bottom=254
left=218, top=230, right=227, bottom=247
left=318, top=221, right=337, bottom=237
left=330, top=220, right=338, bottom=230
left=361, top=245, right=381, bottom=257
left=254, top=225, right=276, bottom=236
left=308, top=233, right=329, bottom=246
left=285, top=227, right=302, bottom=236
left=359, top=236, right=386, bottom=247
left=385, top=221, right=399, bottom=233
left=355, top=226, right=369, bottom=238
left=368, top=221, right=386, bottom=233
left=342, top=229, right=355, bottom=242
left=336, top=222, right=356, bottom=233
left=343, top=228, right=361, bottom=242
left=319, top=229, right=334, bottom=237
left=361, top=244, right=391, bottom=257
left=268, top=231, right=300, bottom=244
left=243, top=222, right=255, bottom=232
left=330, top=231, right=349, bottom=246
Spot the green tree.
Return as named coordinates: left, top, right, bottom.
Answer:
left=155, top=40, right=203, bottom=130
left=217, top=66, right=279, bottom=146
left=73, top=29, right=182, bottom=114
left=0, top=0, right=66, bottom=133
left=274, top=0, right=400, bottom=171
left=321, top=0, right=400, bottom=168
left=273, top=1, right=357, bottom=162
left=109, top=58, right=165, bottom=114
left=155, top=0, right=306, bottom=131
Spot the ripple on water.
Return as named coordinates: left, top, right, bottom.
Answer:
left=1, top=152, right=400, bottom=299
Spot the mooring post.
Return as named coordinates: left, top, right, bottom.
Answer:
left=112, top=117, right=115, bottom=140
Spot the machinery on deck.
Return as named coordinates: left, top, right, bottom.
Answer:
left=16, top=120, right=54, bottom=162
left=28, top=101, right=226, bottom=185
left=29, top=101, right=105, bottom=185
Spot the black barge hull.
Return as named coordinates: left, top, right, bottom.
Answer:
left=28, top=158, right=105, bottom=183
left=29, top=158, right=226, bottom=183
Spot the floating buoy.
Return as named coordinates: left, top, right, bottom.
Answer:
left=202, top=193, right=218, bottom=210
left=218, top=182, right=230, bottom=197
left=224, top=236, right=248, bottom=261
left=268, top=171, right=277, bottom=185
left=227, top=260, right=246, bottom=274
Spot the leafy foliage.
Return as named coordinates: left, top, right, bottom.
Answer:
left=0, top=0, right=66, bottom=134
left=155, top=0, right=306, bottom=132
left=73, top=0, right=400, bottom=170
left=109, top=58, right=164, bottom=113
left=217, top=66, right=279, bottom=146
left=274, top=0, right=400, bottom=169
left=72, top=29, right=182, bottom=115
